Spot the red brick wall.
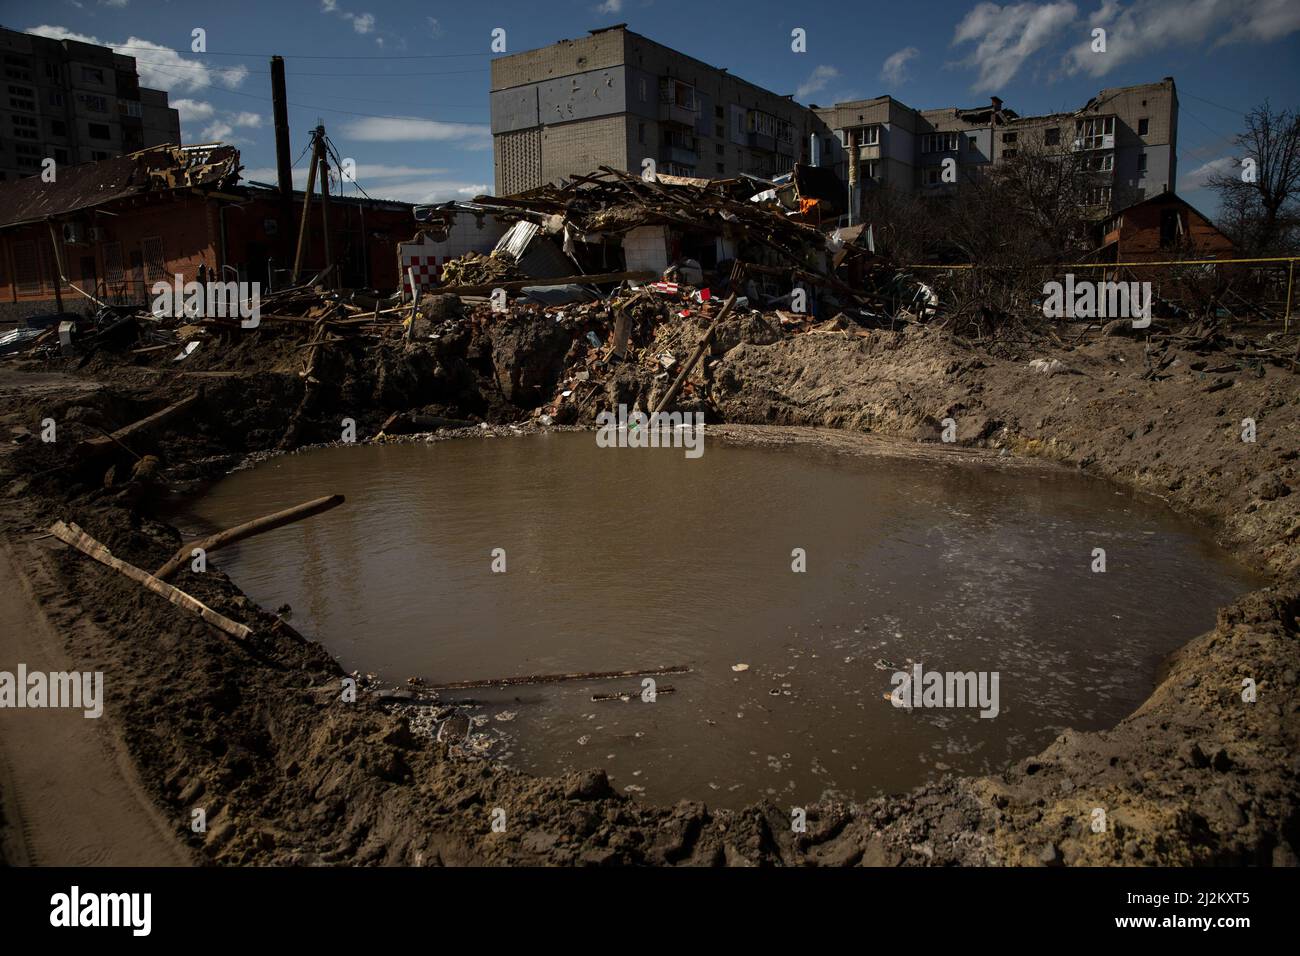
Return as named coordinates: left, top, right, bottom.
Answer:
left=1102, top=199, right=1235, bottom=261
left=0, top=192, right=219, bottom=310
left=1, top=192, right=415, bottom=316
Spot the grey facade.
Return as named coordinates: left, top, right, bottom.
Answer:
left=0, top=27, right=181, bottom=183
left=490, top=25, right=819, bottom=195
left=490, top=26, right=1179, bottom=221
left=815, top=78, right=1179, bottom=216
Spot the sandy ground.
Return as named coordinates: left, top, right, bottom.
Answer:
left=0, top=537, right=191, bottom=865
left=0, top=316, right=1295, bottom=866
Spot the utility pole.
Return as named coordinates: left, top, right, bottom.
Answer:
left=317, top=136, right=333, bottom=288
left=292, top=125, right=325, bottom=284
left=270, top=56, right=293, bottom=199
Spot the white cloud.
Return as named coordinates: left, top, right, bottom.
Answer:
left=952, top=2, right=1078, bottom=92
left=193, top=111, right=260, bottom=144
left=200, top=121, right=233, bottom=142
left=1178, top=155, right=1236, bottom=192
left=239, top=166, right=490, bottom=204
left=172, top=98, right=214, bottom=122
left=343, top=116, right=491, bottom=148
left=27, top=25, right=248, bottom=93
left=881, top=46, right=920, bottom=86
left=427, top=17, right=444, bottom=38
left=595, top=0, right=624, bottom=13
left=320, top=1, right=378, bottom=37
left=365, top=180, right=492, bottom=203
left=1065, top=0, right=1300, bottom=77
left=795, top=65, right=840, bottom=100
left=100, top=0, right=129, bottom=7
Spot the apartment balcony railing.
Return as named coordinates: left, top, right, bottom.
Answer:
left=659, top=102, right=698, bottom=128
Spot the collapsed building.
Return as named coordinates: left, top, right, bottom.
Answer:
left=0, top=142, right=415, bottom=325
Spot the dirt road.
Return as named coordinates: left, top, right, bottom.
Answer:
left=0, top=537, right=191, bottom=866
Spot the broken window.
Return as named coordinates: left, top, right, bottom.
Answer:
left=1002, top=131, right=1017, bottom=144
left=922, top=132, right=959, bottom=153
left=1138, top=152, right=1148, bottom=173
left=1074, top=116, right=1115, bottom=150
left=1080, top=185, right=1112, bottom=207
left=142, top=236, right=166, bottom=282
left=1138, top=117, right=1149, bottom=136
left=102, top=242, right=125, bottom=285
left=1082, top=152, right=1114, bottom=172
left=1045, top=127, right=1060, bottom=146
left=1160, top=208, right=1185, bottom=247
left=851, top=125, right=880, bottom=147
left=88, top=122, right=111, bottom=140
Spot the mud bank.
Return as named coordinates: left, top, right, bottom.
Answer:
left=0, top=315, right=1296, bottom=866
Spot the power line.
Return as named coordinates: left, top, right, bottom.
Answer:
left=1180, top=91, right=1249, bottom=118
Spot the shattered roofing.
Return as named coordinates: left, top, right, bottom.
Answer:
left=0, top=144, right=240, bottom=230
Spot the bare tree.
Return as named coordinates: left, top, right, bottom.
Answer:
left=1207, top=101, right=1300, bottom=254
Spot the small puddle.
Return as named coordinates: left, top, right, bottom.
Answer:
left=175, top=433, right=1261, bottom=808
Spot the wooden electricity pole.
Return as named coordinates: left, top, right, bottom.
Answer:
left=292, top=125, right=326, bottom=283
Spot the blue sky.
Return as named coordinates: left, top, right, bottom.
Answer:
left=7, top=0, right=1299, bottom=216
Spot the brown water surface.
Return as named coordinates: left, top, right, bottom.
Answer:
left=175, top=433, right=1260, bottom=808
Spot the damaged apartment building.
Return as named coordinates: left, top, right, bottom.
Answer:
left=0, top=27, right=181, bottom=183
left=491, top=25, right=1177, bottom=222
left=813, top=78, right=1177, bottom=215
left=490, top=24, right=822, bottom=194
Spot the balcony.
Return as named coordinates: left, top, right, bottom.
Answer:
left=661, top=145, right=699, bottom=167
left=658, top=78, right=699, bottom=129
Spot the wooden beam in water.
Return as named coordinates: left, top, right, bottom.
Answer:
left=153, top=494, right=345, bottom=580
left=423, top=665, right=690, bottom=692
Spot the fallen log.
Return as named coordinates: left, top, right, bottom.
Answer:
left=378, top=411, right=475, bottom=435
left=153, top=493, right=345, bottom=580
left=76, top=390, right=202, bottom=459
left=47, top=520, right=252, bottom=640
left=423, top=664, right=689, bottom=691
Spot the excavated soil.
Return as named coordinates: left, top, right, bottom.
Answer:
left=0, top=313, right=1296, bottom=866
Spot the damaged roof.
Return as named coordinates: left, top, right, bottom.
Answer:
left=0, top=143, right=240, bottom=230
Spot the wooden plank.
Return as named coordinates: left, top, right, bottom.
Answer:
left=76, top=390, right=201, bottom=458
left=434, top=270, right=656, bottom=297
left=423, top=664, right=689, bottom=691
left=47, top=521, right=253, bottom=640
